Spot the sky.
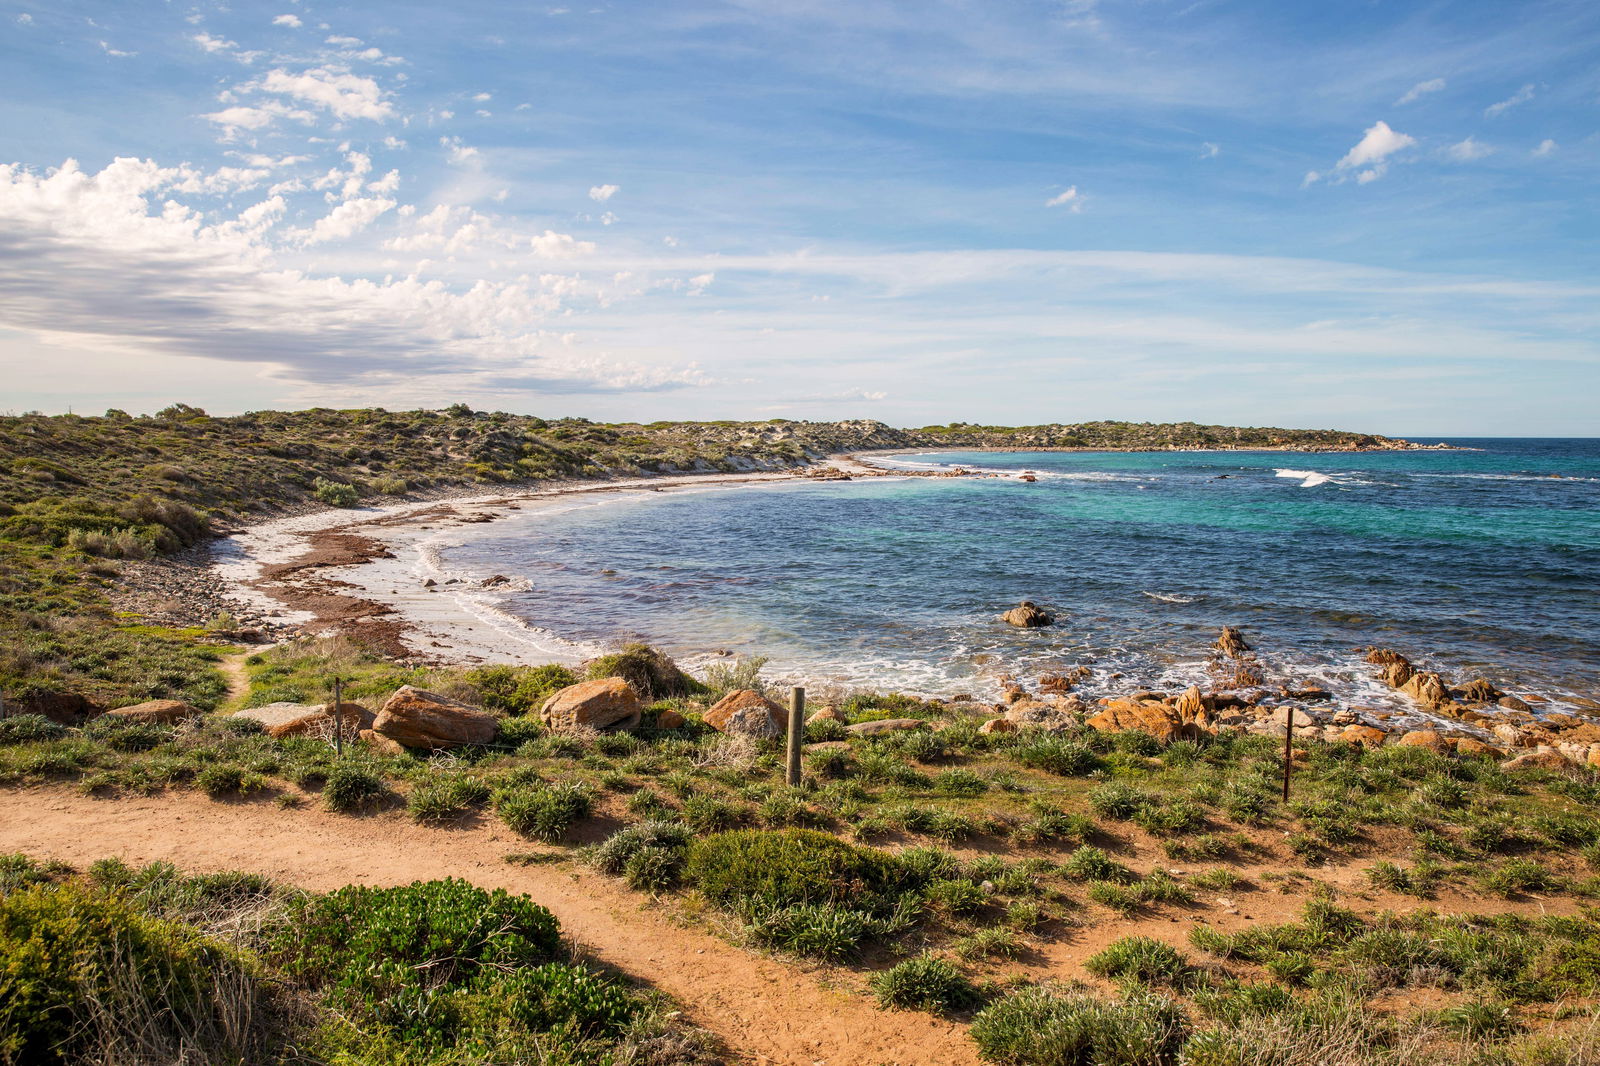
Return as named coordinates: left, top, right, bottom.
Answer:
left=0, top=1, right=1595, bottom=435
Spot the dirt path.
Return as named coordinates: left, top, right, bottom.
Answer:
left=216, top=650, right=254, bottom=710
left=0, top=786, right=980, bottom=1066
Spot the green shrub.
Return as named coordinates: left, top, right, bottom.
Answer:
left=1014, top=736, right=1103, bottom=777
left=1089, top=782, right=1150, bottom=820
left=743, top=901, right=876, bottom=962
left=482, top=961, right=636, bottom=1039
left=0, top=882, right=263, bottom=1065
left=312, top=477, right=359, bottom=507
left=870, top=954, right=981, bottom=1015
left=591, top=821, right=693, bottom=880
left=933, top=767, right=990, bottom=797
left=685, top=829, right=904, bottom=911
left=0, top=715, right=67, bottom=745
left=321, top=764, right=389, bottom=812
left=585, top=643, right=699, bottom=700
left=955, top=927, right=1025, bottom=960
left=275, top=878, right=560, bottom=1044
left=496, top=783, right=592, bottom=842
left=1480, top=859, right=1561, bottom=898
left=924, top=878, right=989, bottom=917
left=1084, top=937, right=1190, bottom=985
left=495, top=715, right=545, bottom=747
left=971, top=986, right=1187, bottom=1066
left=194, top=762, right=267, bottom=798
left=407, top=776, right=491, bottom=823
left=1062, top=846, right=1133, bottom=883
left=681, top=794, right=743, bottom=833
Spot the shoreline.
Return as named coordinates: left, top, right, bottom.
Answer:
left=190, top=452, right=1599, bottom=747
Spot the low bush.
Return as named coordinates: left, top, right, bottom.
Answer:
left=495, top=783, right=592, bottom=842
left=0, top=714, right=67, bottom=745
left=311, top=477, right=359, bottom=507
left=406, top=776, right=491, bottom=823
left=585, top=643, right=700, bottom=700
left=321, top=764, right=389, bottom=813
left=970, top=986, right=1187, bottom=1066
left=274, top=878, right=560, bottom=1044
left=1014, top=736, right=1103, bottom=777
left=685, top=829, right=905, bottom=911
left=1084, top=936, right=1190, bottom=985
left=0, top=881, right=265, bottom=1065
left=743, top=901, right=876, bottom=962
left=870, top=954, right=981, bottom=1015
left=591, top=821, right=693, bottom=879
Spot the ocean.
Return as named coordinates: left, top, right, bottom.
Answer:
left=441, top=439, right=1600, bottom=716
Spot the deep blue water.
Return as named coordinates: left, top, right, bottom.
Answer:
left=443, top=439, right=1600, bottom=709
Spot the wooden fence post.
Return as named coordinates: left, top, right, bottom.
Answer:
left=1282, top=706, right=1293, bottom=801
left=786, top=687, right=806, bottom=787
left=332, top=676, right=345, bottom=758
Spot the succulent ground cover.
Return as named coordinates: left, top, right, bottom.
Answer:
left=5, top=644, right=1600, bottom=1064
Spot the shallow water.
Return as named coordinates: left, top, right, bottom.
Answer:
left=441, top=439, right=1600, bottom=712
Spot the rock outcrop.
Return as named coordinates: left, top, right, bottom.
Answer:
left=540, top=677, right=643, bottom=733
left=846, top=718, right=928, bottom=735
left=1399, top=672, right=1456, bottom=711
left=372, top=686, right=498, bottom=749
left=232, top=701, right=371, bottom=739
left=1215, top=627, right=1252, bottom=658
left=704, top=689, right=787, bottom=738
left=103, top=699, right=199, bottom=724
left=1088, top=697, right=1209, bottom=743
left=1001, top=601, right=1054, bottom=628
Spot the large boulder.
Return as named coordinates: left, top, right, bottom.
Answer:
left=372, top=686, right=498, bottom=749
left=1394, top=729, right=1450, bottom=753
left=232, top=701, right=372, bottom=739
left=103, top=699, right=199, bottom=724
left=704, top=689, right=787, bottom=738
left=1453, top=737, right=1505, bottom=758
left=1459, top=678, right=1503, bottom=703
left=1501, top=750, right=1574, bottom=773
left=1365, top=648, right=1413, bottom=667
left=1088, top=697, right=1207, bottom=743
left=1001, top=601, right=1054, bottom=628
left=1006, top=696, right=1088, bottom=732
left=540, top=677, right=643, bottom=732
left=1338, top=724, right=1388, bottom=748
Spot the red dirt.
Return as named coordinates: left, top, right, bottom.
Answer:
left=0, top=786, right=980, bottom=1066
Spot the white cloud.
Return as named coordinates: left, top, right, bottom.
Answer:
left=100, top=41, right=136, bottom=57
left=203, top=102, right=316, bottom=138
left=273, top=14, right=302, bottom=28
left=588, top=184, right=619, bottom=202
left=472, top=92, right=492, bottom=102
left=1045, top=186, right=1082, bottom=211
left=530, top=230, right=596, bottom=257
left=191, top=32, right=237, bottom=54
left=1307, top=120, right=1415, bottom=185
left=1534, top=139, right=1558, bottom=156
left=1199, top=142, right=1220, bottom=159
left=17, top=13, right=33, bottom=25
left=292, top=196, right=396, bottom=245
left=1444, top=137, right=1493, bottom=162
left=687, top=272, right=715, bottom=295
left=259, top=67, right=394, bottom=121
left=0, top=157, right=702, bottom=398
left=440, top=136, right=479, bottom=165
left=1485, top=84, right=1534, bottom=117
left=1396, top=78, right=1445, bottom=105
left=325, top=35, right=363, bottom=46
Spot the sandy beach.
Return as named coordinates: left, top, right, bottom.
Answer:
left=210, top=458, right=899, bottom=665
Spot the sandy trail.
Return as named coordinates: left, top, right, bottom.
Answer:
left=0, top=786, right=979, bottom=1066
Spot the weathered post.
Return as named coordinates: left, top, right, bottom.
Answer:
left=785, top=686, right=806, bottom=787
left=332, top=676, right=345, bottom=759
left=0, top=691, right=7, bottom=721
left=1282, top=706, right=1293, bottom=801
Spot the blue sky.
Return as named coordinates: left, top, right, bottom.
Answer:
left=0, top=1, right=1595, bottom=434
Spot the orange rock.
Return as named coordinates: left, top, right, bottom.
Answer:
left=703, top=689, right=787, bottom=738
left=1394, top=729, right=1450, bottom=753
left=1453, top=737, right=1505, bottom=758
left=103, top=699, right=198, bottom=724
left=359, top=728, right=406, bottom=756
left=978, top=717, right=1017, bottom=735
left=1399, top=672, right=1454, bottom=710
left=1087, top=699, right=1199, bottom=743
left=845, top=718, right=928, bottom=735
left=374, top=686, right=499, bottom=749
left=1001, top=601, right=1054, bottom=628
left=232, top=701, right=371, bottom=739
left=1501, top=750, right=1574, bottom=772
left=655, top=709, right=686, bottom=730
left=541, top=677, right=643, bottom=733
left=1215, top=626, right=1252, bottom=658
left=808, top=705, right=846, bottom=722
left=1365, top=648, right=1413, bottom=667
left=1459, top=678, right=1503, bottom=703
left=1338, top=724, right=1388, bottom=748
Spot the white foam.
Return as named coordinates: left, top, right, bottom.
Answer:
left=1275, top=468, right=1335, bottom=488
left=1141, top=591, right=1195, bottom=604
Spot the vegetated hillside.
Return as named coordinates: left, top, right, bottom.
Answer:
left=0, top=404, right=1418, bottom=713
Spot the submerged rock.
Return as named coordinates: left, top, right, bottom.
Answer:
left=1001, top=601, right=1054, bottom=628
left=542, top=677, right=643, bottom=733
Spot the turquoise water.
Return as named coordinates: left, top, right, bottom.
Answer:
left=446, top=440, right=1600, bottom=710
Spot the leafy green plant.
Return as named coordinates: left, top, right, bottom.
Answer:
left=971, top=986, right=1187, bottom=1066
left=495, top=782, right=592, bottom=842
left=870, top=954, right=981, bottom=1015
left=321, top=764, right=389, bottom=813
left=686, top=829, right=905, bottom=911
left=1085, top=937, right=1190, bottom=985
